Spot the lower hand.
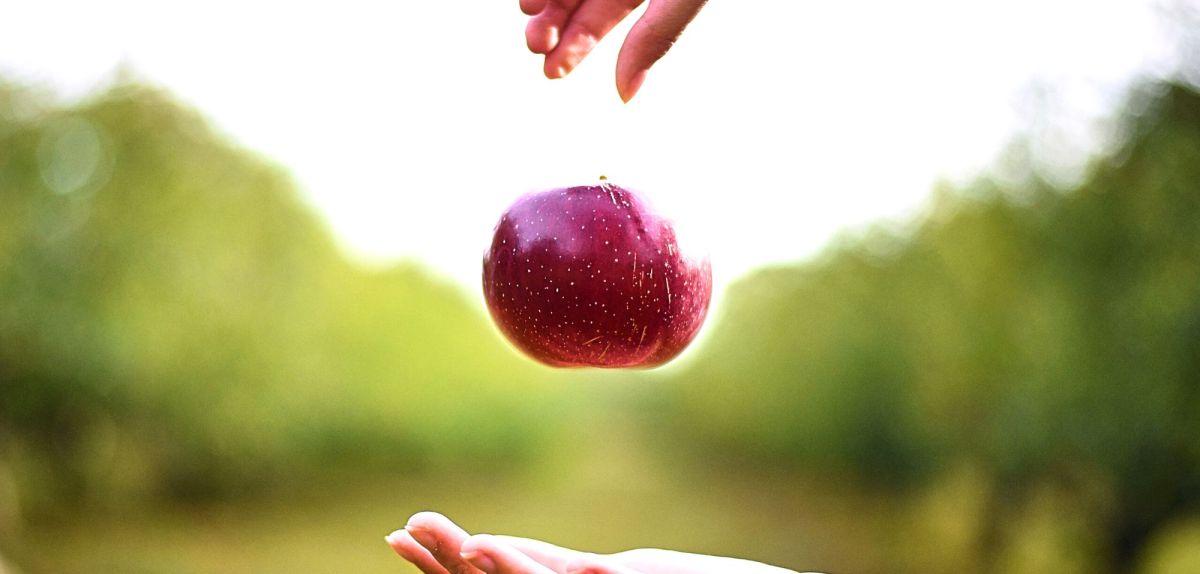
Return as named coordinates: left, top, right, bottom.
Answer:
left=386, top=511, right=813, bottom=574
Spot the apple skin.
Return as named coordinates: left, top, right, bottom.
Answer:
left=483, top=183, right=711, bottom=368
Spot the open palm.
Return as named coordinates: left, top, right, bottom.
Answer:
left=387, top=512, right=814, bottom=574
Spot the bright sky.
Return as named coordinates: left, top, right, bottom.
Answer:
left=0, top=0, right=1176, bottom=293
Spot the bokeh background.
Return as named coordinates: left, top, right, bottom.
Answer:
left=2, top=1, right=1200, bottom=573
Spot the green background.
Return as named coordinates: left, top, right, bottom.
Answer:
left=1, top=70, right=1199, bottom=573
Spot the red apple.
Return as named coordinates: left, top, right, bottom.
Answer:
left=483, top=182, right=711, bottom=368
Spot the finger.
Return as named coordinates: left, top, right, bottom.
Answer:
left=543, top=0, right=643, bottom=79
left=526, top=0, right=581, bottom=55
left=493, top=536, right=585, bottom=573
left=406, top=511, right=483, bottom=574
left=615, top=0, right=708, bottom=101
left=563, top=554, right=643, bottom=574
left=387, top=529, right=453, bottom=574
left=461, top=535, right=560, bottom=574
left=520, top=0, right=546, bottom=16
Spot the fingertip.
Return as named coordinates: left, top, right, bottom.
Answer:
left=526, top=19, right=553, bottom=54
left=387, top=527, right=460, bottom=574
left=528, top=3, right=573, bottom=54
left=384, top=529, right=418, bottom=558
left=460, top=533, right=492, bottom=553
left=520, top=0, right=547, bottom=16
left=405, top=510, right=471, bottom=553
left=617, top=70, right=647, bottom=103
left=462, top=548, right=499, bottom=573
left=545, top=58, right=569, bottom=79
left=462, top=535, right=509, bottom=573
left=385, top=534, right=400, bottom=554
left=545, top=30, right=601, bottom=81
left=385, top=529, right=405, bottom=546
left=405, top=510, right=448, bottom=530
left=527, top=10, right=566, bottom=54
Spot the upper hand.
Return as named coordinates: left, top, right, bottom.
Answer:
left=519, top=0, right=709, bottom=102
left=386, top=511, right=813, bottom=574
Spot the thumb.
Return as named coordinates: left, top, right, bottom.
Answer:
left=615, top=0, right=707, bottom=102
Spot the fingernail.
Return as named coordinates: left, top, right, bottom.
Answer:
left=384, top=529, right=404, bottom=545
left=547, top=64, right=568, bottom=79
left=405, top=525, right=438, bottom=550
left=462, top=550, right=498, bottom=573
left=620, top=71, right=647, bottom=103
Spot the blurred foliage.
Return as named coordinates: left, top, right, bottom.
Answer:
left=0, top=80, right=559, bottom=520
left=663, top=80, right=1200, bottom=572
left=1, top=74, right=1199, bottom=573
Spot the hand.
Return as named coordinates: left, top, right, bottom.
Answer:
left=386, top=511, right=814, bottom=574
left=519, top=0, right=709, bottom=102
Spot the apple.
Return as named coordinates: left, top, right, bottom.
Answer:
left=483, top=182, right=711, bottom=368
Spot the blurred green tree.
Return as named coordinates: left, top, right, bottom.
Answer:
left=663, top=81, right=1200, bottom=572
left=0, top=81, right=556, bottom=522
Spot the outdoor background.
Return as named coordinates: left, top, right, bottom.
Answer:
left=2, top=1, right=1200, bottom=573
